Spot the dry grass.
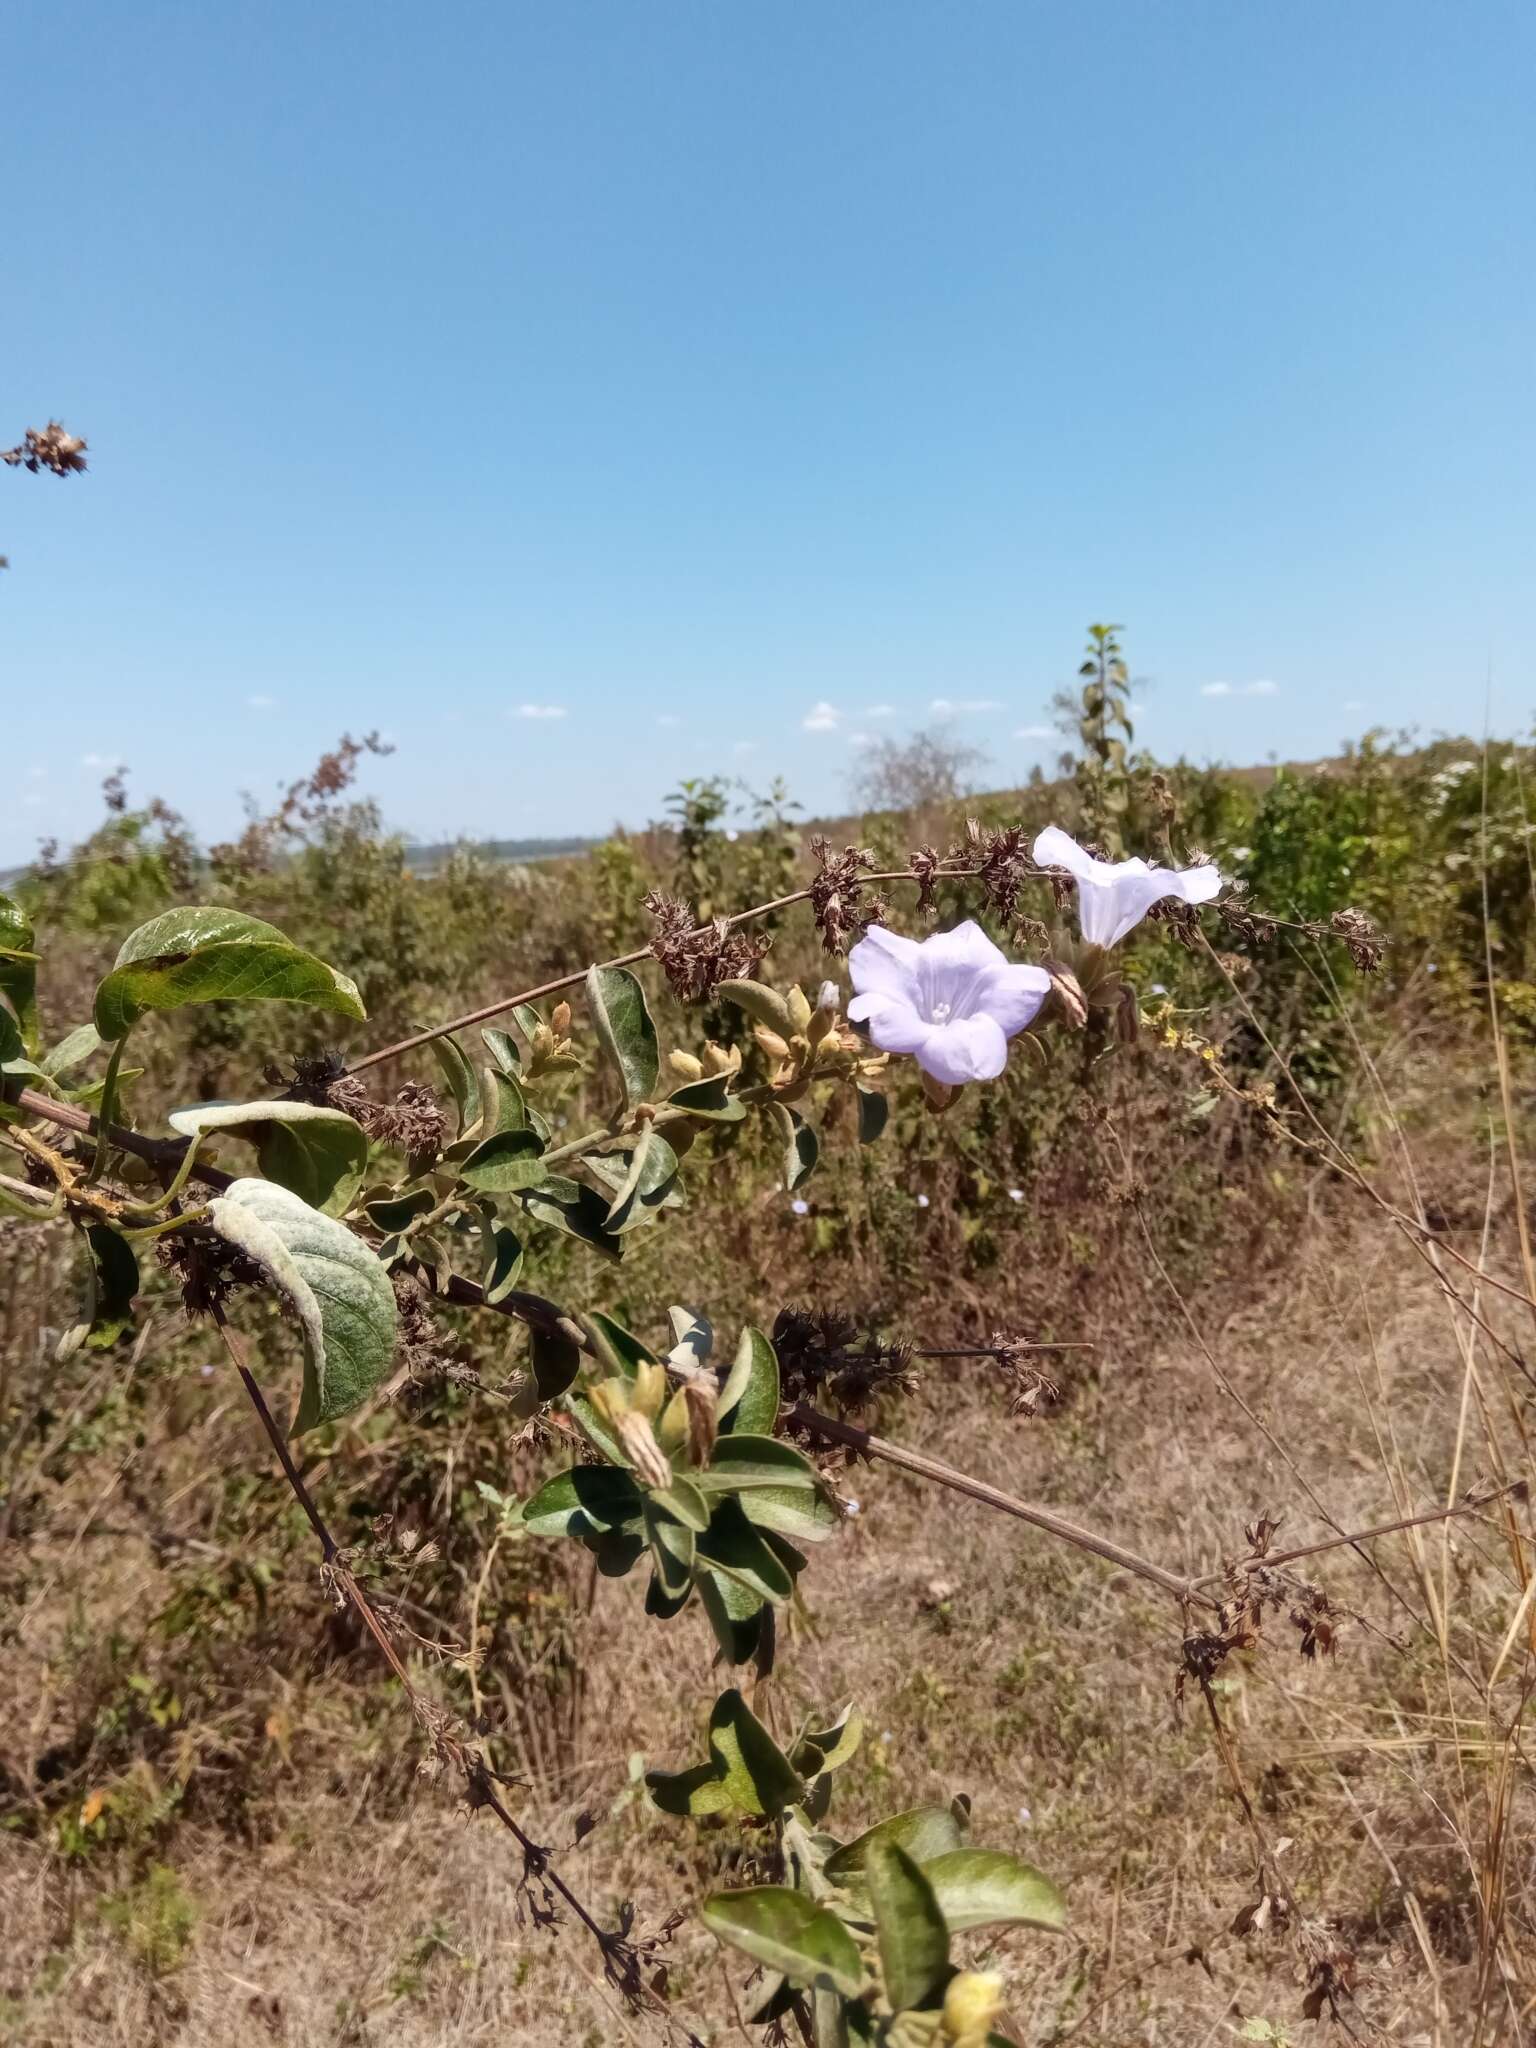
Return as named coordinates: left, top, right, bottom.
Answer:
left=6, top=1056, right=1531, bottom=2048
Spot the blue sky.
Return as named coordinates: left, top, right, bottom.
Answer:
left=4, top=0, right=1532, bottom=863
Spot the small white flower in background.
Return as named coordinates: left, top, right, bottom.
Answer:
left=1007, top=1187, right=1024, bottom=1202
left=915, top=1193, right=930, bottom=1209
left=1016, top=1803, right=1032, bottom=1825
left=1033, top=824, right=1222, bottom=949
left=1426, top=962, right=1438, bottom=974
left=200, top=1364, right=216, bottom=1379
left=847, top=920, right=1051, bottom=1084
left=1149, top=982, right=1168, bottom=997
left=844, top=1498, right=861, bottom=1517
left=790, top=1197, right=810, bottom=1216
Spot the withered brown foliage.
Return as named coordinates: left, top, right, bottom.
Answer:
left=643, top=891, right=770, bottom=1003
left=3, top=421, right=88, bottom=476
left=772, top=1305, right=917, bottom=1412
left=807, top=838, right=887, bottom=954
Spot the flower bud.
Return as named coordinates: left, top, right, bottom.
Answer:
left=615, top=1409, right=672, bottom=1490
left=786, top=984, right=813, bottom=1034
left=703, top=1040, right=739, bottom=1075
left=668, top=1050, right=704, bottom=1082
left=942, top=1968, right=1004, bottom=2045
left=817, top=980, right=840, bottom=1013
left=551, top=1001, right=572, bottom=1039
left=754, top=1026, right=791, bottom=1063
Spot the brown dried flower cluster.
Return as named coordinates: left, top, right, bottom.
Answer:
left=988, top=1330, right=1063, bottom=1417
left=156, top=1222, right=267, bottom=1319
left=644, top=890, right=770, bottom=1003
left=772, top=1305, right=917, bottom=1412
left=3, top=421, right=88, bottom=476
left=808, top=839, right=887, bottom=954
left=280, top=1050, right=446, bottom=1156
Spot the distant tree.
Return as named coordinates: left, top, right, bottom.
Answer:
left=851, top=726, right=990, bottom=815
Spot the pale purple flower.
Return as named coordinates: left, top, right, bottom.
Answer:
left=1033, top=825, right=1222, bottom=949
left=790, top=1197, right=810, bottom=1216
left=847, top=920, right=1051, bottom=1085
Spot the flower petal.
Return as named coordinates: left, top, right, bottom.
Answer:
left=848, top=925, right=923, bottom=1002
left=917, top=1014, right=1009, bottom=1085
left=915, top=918, right=1008, bottom=978
left=973, top=962, right=1052, bottom=1036
left=1032, top=825, right=1102, bottom=882
left=846, top=992, right=933, bottom=1058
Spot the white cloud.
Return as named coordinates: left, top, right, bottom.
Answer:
left=1200, top=681, right=1234, bottom=698
left=80, top=751, right=112, bottom=769
left=656, top=713, right=682, bottom=728
left=802, top=700, right=841, bottom=733
left=1245, top=678, right=1279, bottom=697
left=864, top=702, right=896, bottom=718
left=1014, top=723, right=1055, bottom=740
left=1201, top=679, right=1278, bottom=700
left=732, top=740, right=757, bottom=756
left=246, top=692, right=277, bottom=711
left=513, top=703, right=568, bottom=721
left=930, top=696, right=1003, bottom=715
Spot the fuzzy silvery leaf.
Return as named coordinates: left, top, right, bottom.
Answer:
left=714, top=978, right=795, bottom=1037
left=650, top=1472, right=711, bottom=1532
left=480, top=1065, right=530, bottom=1134
left=586, top=964, right=659, bottom=1111
left=921, top=1849, right=1066, bottom=1934
left=866, top=1842, right=950, bottom=2013
left=824, top=1805, right=968, bottom=1881
left=458, top=1127, right=548, bottom=1194
left=776, top=1106, right=819, bottom=1192
left=667, top=1073, right=746, bottom=1122
left=205, top=1178, right=397, bottom=1433
left=518, top=1175, right=623, bottom=1258
left=588, top=1130, right=682, bottom=1232
left=793, top=1703, right=865, bottom=1781
left=429, top=1034, right=482, bottom=1138
left=40, top=1021, right=103, bottom=1079
left=481, top=1025, right=522, bottom=1075
left=700, top=1889, right=862, bottom=1998
left=715, top=1325, right=779, bottom=1436
left=698, top=1566, right=766, bottom=1664
left=692, top=1433, right=821, bottom=1493
left=644, top=1501, right=696, bottom=1602
left=667, top=1306, right=714, bottom=1373
left=647, top=1688, right=803, bottom=1821
left=93, top=908, right=364, bottom=1041
left=697, top=1498, right=795, bottom=1603
left=168, top=1100, right=369, bottom=1217
left=521, top=1463, right=644, bottom=1538
left=480, top=1218, right=525, bottom=1303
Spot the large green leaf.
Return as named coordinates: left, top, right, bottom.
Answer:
left=205, top=1178, right=396, bottom=1432
left=701, top=1888, right=862, bottom=1998
left=520, top=1463, right=644, bottom=1538
left=921, top=1850, right=1066, bottom=1935
left=94, top=908, right=364, bottom=1040
left=429, top=1034, right=482, bottom=1137
left=866, top=1843, right=950, bottom=2013
left=168, top=1100, right=369, bottom=1216
left=586, top=1130, right=682, bottom=1232
left=0, top=891, right=39, bottom=1050
left=458, top=1127, right=548, bottom=1194
left=647, top=1688, right=803, bottom=1820
left=693, top=1433, right=822, bottom=1492
left=825, top=1805, right=968, bottom=1882
left=739, top=1481, right=840, bottom=1545
left=697, top=1498, right=795, bottom=1602
left=586, top=964, right=658, bottom=1111
left=643, top=1501, right=696, bottom=1602
left=667, top=1073, right=746, bottom=1122
left=715, top=1325, right=781, bottom=1436
left=40, top=1022, right=103, bottom=1079
left=519, top=1174, right=624, bottom=1259
left=698, top=1567, right=767, bottom=1664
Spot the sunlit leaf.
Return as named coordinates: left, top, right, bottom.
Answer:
left=921, top=1849, right=1066, bottom=1934
left=700, top=1889, right=861, bottom=1997
left=715, top=1325, right=781, bottom=1435
left=824, top=1805, right=968, bottom=1882
left=168, top=1099, right=368, bottom=1217
left=94, top=908, right=363, bottom=1040
left=866, top=1842, right=949, bottom=2012
left=586, top=965, right=659, bottom=1111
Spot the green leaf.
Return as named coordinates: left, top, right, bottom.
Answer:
left=708, top=1688, right=804, bottom=1816
left=518, top=1175, right=623, bottom=1259
left=700, top=1889, right=861, bottom=1998
left=481, top=1219, right=525, bottom=1303
left=644, top=1500, right=696, bottom=1601
left=856, top=1085, right=889, bottom=1145
left=588, top=1130, right=682, bottom=1231
left=585, top=965, right=659, bottom=1111
left=715, top=1325, right=781, bottom=1436
left=715, top=980, right=795, bottom=1036
left=697, top=1567, right=766, bottom=1664
left=586, top=1311, right=657, bottom=1379
left=0, top=892, right=40, bottom=1050
left=93, top=908, right=364, bottom=1041
left=866, top=1842, right=949, bottom=2012
left=81, top=1225, right=140, bottom=1351
left=205, top=1178, right=397, bottom=1433
left=666, top=1306, right=714, bottom=1372
left=697, top=1498, right=795, bottom=1603
left=793, top=1704, right=864, bottom=1781
left=667, top=1074, right=746, bottom=1122
left=825, top=1806, right=967, bottom=1882
left=693, top=1434, right=823, bottom=1492
left=481, top=1025, right=522, bottom=1075
left=777, top=1106, right=819, bottom=1191
left=480, top=1065, right=529, bottom=1133
left=530, top=1323, right=583, bottom=1403
left=520, top=1464, right=644, bottom=1538
left=651, top=1472, right=711, bottom=1531
left=920, top=1850, right=1066, bottom=1934
left=429, top=1034, right=482, bottom=1138
left=0, top=1000, right=43, bottom=1078
left=168, top=1100, right=368, bottom=1217
left=458, top=1127, right=548, bottom=1194
left=739, top=1482, right=840, bottom=1546
left=40, top=1021, right=103, bottom=1079
left=364, top=1186, right=436, bottom=1234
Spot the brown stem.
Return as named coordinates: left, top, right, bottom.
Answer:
left=1188, top=1482, right=1528, bottom=1591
